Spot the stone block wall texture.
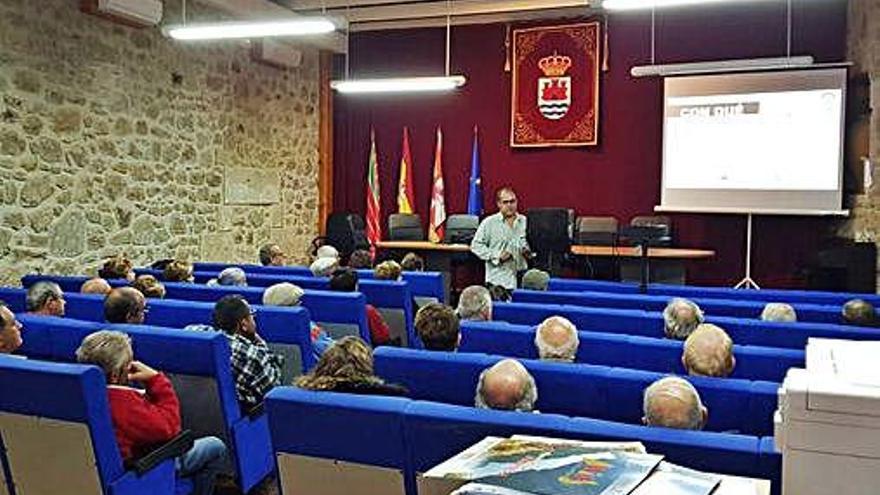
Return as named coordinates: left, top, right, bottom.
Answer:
left=845, top=0, right=880, bottom=287
left=0, top=0, right=320, bottom=286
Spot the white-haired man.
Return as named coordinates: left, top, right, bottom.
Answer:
left=642, top=376, right=707, bottom=430
left=683, top=324, right=736, bottom=378
left=534, top=316, right=579, bottom=362
left=76, top=330, right=228, bottom=495
left=262, top=283, right=335, bottom=358
left=26, top=281, right=66, bottom=317
left=456, top=285, right=493, bottom=322
left=760, top=302, right=797, bottom=322
left=662, top=298, right=704, bottom=340
left=475, top=359, right=538, bottom=412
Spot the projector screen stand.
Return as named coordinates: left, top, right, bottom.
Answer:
left=734, top=213, right=761, bottom=290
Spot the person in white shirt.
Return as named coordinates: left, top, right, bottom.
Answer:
left=470, top=187, right=531, bottom=291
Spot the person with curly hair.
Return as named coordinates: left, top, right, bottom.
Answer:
left=294, top=336, right=407, bottom=397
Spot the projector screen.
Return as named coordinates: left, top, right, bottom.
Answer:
left=659, top=68, right=847, bottom=215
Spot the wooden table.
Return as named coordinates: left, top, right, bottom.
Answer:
left=376, top=241, right=475, bottom=301
left=570, top=245, right=715, bottom=259
left=569, top=244, right=715, bottom=285
left=376, top=241, right=471, bottom=253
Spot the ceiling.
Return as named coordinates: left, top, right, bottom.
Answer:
left=191, top=0, right=598, bottom=52
left=273, top=0, right=597, bottom=32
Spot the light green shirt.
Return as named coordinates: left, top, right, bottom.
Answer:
left=470, top=212, right=530, bottom=290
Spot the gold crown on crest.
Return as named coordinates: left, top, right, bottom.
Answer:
left=538, top=53, right=572, bottom=77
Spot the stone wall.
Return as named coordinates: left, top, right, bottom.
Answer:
left=0, top=0, right=320, bottom=286
left=844, top=0, right=880, bottom=287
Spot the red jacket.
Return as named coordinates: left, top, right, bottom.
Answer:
left=366, top=304, right=390, bottom=345
left=106, top=373, right=181, bottom=460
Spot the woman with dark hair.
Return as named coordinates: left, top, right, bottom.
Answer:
left=294, top=336, right=407, bottom=397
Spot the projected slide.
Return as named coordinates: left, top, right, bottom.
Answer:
left=664, top=88, right=842, bottom=191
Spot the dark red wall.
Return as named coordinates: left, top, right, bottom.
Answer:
left=333, top=0, right=849, bottom=287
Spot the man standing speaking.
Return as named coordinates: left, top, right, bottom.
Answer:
left=470, top=187, right=531, bottom=293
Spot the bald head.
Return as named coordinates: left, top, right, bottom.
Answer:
left=81, top=278, right=112, bottom=296
left=643, top=377, right=707, bottom=430
left=104, top=287, right=147, bottom=324
left=683, top=324, right=735, bottom=378
left=475, top=359, right=537, bottom=412
left=663, top=298, right=704, bottom=340
left=842, top=299, right=876, bottom=327
left=535, top=316, right=579, bottom=362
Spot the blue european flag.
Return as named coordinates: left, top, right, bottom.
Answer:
left=467, top=126, right=483, bottom=216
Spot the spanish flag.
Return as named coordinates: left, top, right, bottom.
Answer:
left=397, top=127, right=416, bottom=214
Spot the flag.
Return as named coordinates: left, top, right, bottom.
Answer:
left=428, top=126, right=447, bottom=243
left=397, top=127, right=416, bottom=214
left=467, top=126, right=483, bottom=216
left=365, top=130, right=382, bottom=259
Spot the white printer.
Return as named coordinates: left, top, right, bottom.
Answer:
left=775, top=338, right=880, bottom=495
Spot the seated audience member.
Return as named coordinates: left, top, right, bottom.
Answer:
left=374, top=260, right=402, bottom=281
left=415, top=303, right=460, bottom=351
left=642, top=376, right=707, bottom=431
left=400, top=252, right=425, bottom=272
left=683, top=324, right=736, bottom=378
left=310, top=257, right=338, bottom=277
left=163, top=260, right=195, bottom=283
left=475, top=359, right=538, bottom=412
left=295, top=336, right=408, bottom=396
left=99, top=254, right=136, bottom=282
left=104, top=287, right=148, bottom=324
left=456, top=285, right=493, bottom=322
left=81, top=277, right=112, bottom=295
left=132, top=274, right=166, bottom=299
left=842, top=299, right=876, bottom=326
left=488, top=283, right=512, bottom=302
left=0, top=301, right=24, bottom=354
left=347, top=249, right=373, bottom=269
left=521, top=269, right=550, bottom=291
left=75, top=331, right=228, bottom=495
left=207, top=267, right=247, bottom=287
left=26, top=281, right=66, bottom=317
left=262, top=282, right=335, bottom=358
left=316, top=244, right=340, bottom=261
left=761, top=302, right=797, bottom=322
left=328, top=268, right=392, bottom=346
left=188, top=295, right=284, bottom=410
left=259, top=243, right=286, bottom=267
left=662, top=298, right=704, bottom=340
left=534, top=316, right=579, bottom=362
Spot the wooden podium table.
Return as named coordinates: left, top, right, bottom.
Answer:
left=376, top=241, right=471, bottom=253
left=570, top=245, right=715, bottom=259
left=569, top=244, right=715, bottom=285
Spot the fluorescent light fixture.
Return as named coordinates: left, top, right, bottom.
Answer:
left=330, top=76, right=467, bottom=94
left=630, top=56, right=814, bottom=77
left=603, top=0, right=764, bottom=10
left=165, top=19, right=336, bottom=40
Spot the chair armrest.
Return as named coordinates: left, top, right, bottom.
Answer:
left=125, top=430, right=194, bottom=476
left=244, top=402, right=265, bottom=419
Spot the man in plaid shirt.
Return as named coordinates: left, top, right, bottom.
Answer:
left=188, top=295, right=284, bottom=409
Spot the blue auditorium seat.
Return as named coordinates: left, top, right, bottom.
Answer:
left=266, top=387, right=410, bottom=495
left=547, top=278, right=880, bottom=307
left=373, top=347, right=776, bottom=436
left=493, top=301, right=880, bottom=349
left=12, top=315, right=275, bottom=492
left=265, top=387, right=781, bottom=495
left=131, top=269, right=414, bottom=346
left=21, top=274, right=370, bottom=347
left=191, top=262, right=445, bottom=303
left=0, top=355, right=191, bottom=495
left=513, top=289, right=845, bottom=324
left=8, top=284, right=318, bottom=373
left=458, top=320, right=804, bottom=382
